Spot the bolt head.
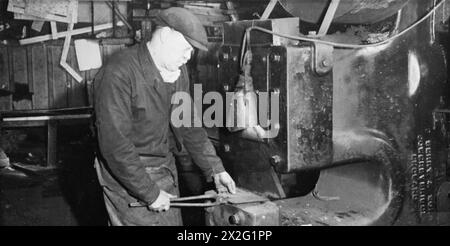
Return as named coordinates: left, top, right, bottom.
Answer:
left=229, top=214, right=240, bottom=225
left=274, top=55, right=281, bottom=62
left=224, top=144, right=231, bottom=153
left=222, top=53, right=229, bottom=61
left=271, top=155, right=282, bottom=164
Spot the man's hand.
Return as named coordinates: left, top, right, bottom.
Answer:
left=147, top=190, right=176, bottom=212
left=213, top=172, right=236, bottom=194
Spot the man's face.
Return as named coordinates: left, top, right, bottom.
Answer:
left=160, top=28, right=194, bottom=72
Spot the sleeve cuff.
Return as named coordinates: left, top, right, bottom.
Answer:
left=204, top=162, right=226, bottom=182
left=142, top=186, right=161, bottom=205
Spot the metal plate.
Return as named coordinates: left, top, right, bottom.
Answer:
left=279, top=0, right=409, bottom=24
left=223, top=188, right=269, bottom=204
left=437, top=182, right=450, bottom=212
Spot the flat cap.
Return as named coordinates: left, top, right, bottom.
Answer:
left=155, top=7, right=208, bottom=51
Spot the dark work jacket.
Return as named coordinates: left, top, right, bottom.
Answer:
left=94, top=43, right=225, bottom=204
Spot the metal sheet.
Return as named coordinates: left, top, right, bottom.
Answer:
left=279, top=0, right=409, bottom=24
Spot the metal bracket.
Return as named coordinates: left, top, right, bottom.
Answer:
left=312, top=43, right=334, bottom=75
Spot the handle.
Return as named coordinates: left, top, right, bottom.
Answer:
left=128, top=193, right=219, bottom=208
left=128, top=202, right=218, bottom=208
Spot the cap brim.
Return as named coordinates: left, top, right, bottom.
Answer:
left=154, top=15, right=208, bottom=52
left=185, top=36, right=208, bottom=51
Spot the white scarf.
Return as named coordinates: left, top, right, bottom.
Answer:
left=147, top=43, right=181, bottom=83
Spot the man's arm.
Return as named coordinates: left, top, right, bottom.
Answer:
left=94, top=68, right=160, bottom=203
left=174, top=125, right=226, bottom=181
left=171, top=66, right=226, bottom=181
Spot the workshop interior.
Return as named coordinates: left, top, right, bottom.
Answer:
left=0, top=0, right=449, bottom=226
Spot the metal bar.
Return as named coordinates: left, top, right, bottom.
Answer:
left=269, top=166, right=286, bottom=198
left=170, top=203, right=218, bottom=207
left=317, top=0, right=341, bottom=36
left=20, top=23, right=114, bottom=45
left=112, top=0, right=116, bottom=38
left=260, top=0, right=278, bottom=20
left=435, top=109, right=450, bottom=113
left=129, top=192, right=219, bottom=208
left=106, top=1, right=133, bottom=30
left=91, top=0, right=95, bottom=37
left=129, top=202, right=218, bottom=208
left=170, top=193, right=217, bottom=202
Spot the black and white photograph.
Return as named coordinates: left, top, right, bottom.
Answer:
left=0, top=0, right=449, bottom=230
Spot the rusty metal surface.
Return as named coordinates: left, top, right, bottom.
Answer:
left=212, top=0, right=449, bottom=226
left=276, top=193, right=379, bottom=226
left=324, top=0, right=449, bottom=225
left=222, top=17, right=300, bottom=46
left=205, top=201, right=280, bottom=226
left=215, top=19, right=332, bottom=197
left=284, top=46, right=333, bottom=172
left=279, top=0, right=409, bottom=24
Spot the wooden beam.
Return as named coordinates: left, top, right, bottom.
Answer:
left=47, top=120, right=57, bottom=167
left=50, top=21, right=58, bottom=39
left=2, top=114, right=92, bottom=122
left=60, top=21, right=84, bottom=83
left=19, top=23, right=114, bottom=45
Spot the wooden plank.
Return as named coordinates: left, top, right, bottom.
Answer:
left=67, top=45, right=86, bottom=107
left=19, top=23, right=113, bottom=45
left=12, top=47, right=32, bottom=110
left=48, top=45, right=68, bottom=109
left=47, top=46, right=54, bottom=108
left=47, top=120, right=57, bottom=167
left=0, top=46, right=12, bottom=111
left=31, top=44, right=49, bottom=109
left=3, top=114, right=92, bottom=122
left=50, top=21, right=58, bottom=40
left=60, top=21, right=83, bottom=83
left=26, top=45, right=34, bottom=108
left=85, top=66, right=100, bottom=107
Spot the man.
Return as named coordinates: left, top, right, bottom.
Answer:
left=94, top=7, right=236, bottom=226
